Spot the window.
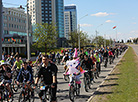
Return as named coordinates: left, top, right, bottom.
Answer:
left=9, top=17, right=11, bottom=20
left=14, top=25, right=16, bottom=28
left=9, top=24, right=11, bottom=27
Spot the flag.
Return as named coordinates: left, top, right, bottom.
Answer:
left=113, top=26, right=116, bottom=29
left=2, top=38, right=3, bottom=41
left=11, top=38, right=14, bottom=41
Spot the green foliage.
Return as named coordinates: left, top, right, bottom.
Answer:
left=32, top=23, right=58, bottom=54
left=68, top=30, right=89, bottom=48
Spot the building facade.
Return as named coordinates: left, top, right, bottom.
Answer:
left=27, top=0, right=65, bottom=47
left=64, top=5, right=77, bottom=40
left=2, top=7, right=32, bottom=55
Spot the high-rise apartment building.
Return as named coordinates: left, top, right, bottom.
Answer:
left=64, top=5, right=77, bottom=39
left=27, top=0, right=64, bottom=39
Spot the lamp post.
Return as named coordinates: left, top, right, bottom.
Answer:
left=0, top=0, right=3, bottom=60
left=78, top=14, right=88, bottom=51
left=95, top=24, right=103, bottom=49
left=26, top=3, right=30, bottom=60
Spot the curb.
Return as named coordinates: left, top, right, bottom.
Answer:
left=87, top=48, right=129, bottom=102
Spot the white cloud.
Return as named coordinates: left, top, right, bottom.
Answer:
left=132, top=22, right=136, bottom=24
left=80, top=24, right=93, bottom=27
left=91, top=12, right=115, bottom=17
left=130, top=30, right=138, bottom=33
left=105, top=20, right=114, bottom=23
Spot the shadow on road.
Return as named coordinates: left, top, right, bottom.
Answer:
left=99, top=83, right=119, bottom=87
left=105, top=78, right=119, bottom=81
left=94, top=91, right=113, bottom=95
left=108, top=73, right=121, bottom=76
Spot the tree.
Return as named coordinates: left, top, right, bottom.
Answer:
left=33, top=23, right=58, bottom=54
left=68, top=30, right=89, bottom=48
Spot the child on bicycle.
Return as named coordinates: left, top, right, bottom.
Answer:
left=65, top=48, right=82, bottom=88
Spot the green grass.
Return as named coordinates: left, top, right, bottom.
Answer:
left=107, top=47, right=138, bottom=102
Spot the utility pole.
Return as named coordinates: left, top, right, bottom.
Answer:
left=78, top=24, right=80, bottom=51
left=0, top=0, right=3, bottom=60
left=26, top=4, right=30, bottom=60
left=104, top=34, right=106, bottom=47
left=95, top=30, right=98, bottom=49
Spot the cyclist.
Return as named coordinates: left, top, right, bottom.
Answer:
left=12, top=57, right=23, bottom=71
left=0, top=61, right=13, bottom=98
left=108, top=49, right=113, bottom=64
left=81, top=55, right=94, bottom=81
left=94, top=50, right=101, bottom=74
left=61, top=52, right=69, bottom=65
left=65, top=48, right=82, bottom=88
left=34, top=55, right=58, bottom=102
left=103, top=49, right=108, bottom=67
left=16, top=61, right=34, bottom=96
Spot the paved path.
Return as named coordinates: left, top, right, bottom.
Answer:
left=12, top=51, right=126, bottom=102
left=130, top=44, right=138, bottom=56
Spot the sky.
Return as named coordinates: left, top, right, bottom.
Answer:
left=3, top=0, right=138, bottom=42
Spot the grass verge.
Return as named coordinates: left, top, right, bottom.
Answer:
left=91, top=47, right=138, bottom=102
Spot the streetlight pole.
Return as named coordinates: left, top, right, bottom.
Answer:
left=78, top=14, right=88, bottom=51
left=0, top=0, right=3, bottom=60
left=95, top=24, right=103, bottom=49
left=104, top=34, right=106, bottom=47
left=26, top=4, right=30, bottom=60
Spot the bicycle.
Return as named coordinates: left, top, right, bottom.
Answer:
left=12, top=69, right=20, bottom=92
left=104, top=57, right=108, bottom=68
left=39, top=82, right=52, bottom=102
left=68, top=74, right=80, bottom=102
left=83, top=70, right=93, bottom=92
left=18, top=82, right=35, bottom=102
left=0, top=79, right=13, bottom=102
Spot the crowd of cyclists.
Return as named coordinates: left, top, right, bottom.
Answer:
left=0, top=44, right=128, bottom=102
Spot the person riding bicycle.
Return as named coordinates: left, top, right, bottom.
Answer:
left=61, top=52, right=69, bottom=65
left=34, top=55, right=58, bottom=102
left=94, top=50, right=101, bottom=74
left=0, top=61, right=13, bottom=98
left=103, top=49, right=109, bottom=67
left=65, top=48, right=82, bottom=88
left=12, top=56, right=23, bottom=71
left=108, top=49, right=113, bottom=64
left=81, top=55, right=94, bottom=81
left=16, top=61, right=34, bottom=96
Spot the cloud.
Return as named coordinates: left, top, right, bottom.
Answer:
left=132, top=22, right=136, bottom=24
left=130, top=30, right=138, bottom=33
left=105, top=20, right=114, bottom=23
left=91, top=12, right=115, bottom=17
left=80, top=24, right=93, bottom=27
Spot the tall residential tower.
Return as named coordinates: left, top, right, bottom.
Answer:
left=64, top=5, right=77, bottom=40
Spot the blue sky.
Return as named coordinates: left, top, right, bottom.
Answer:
left=3, top=0, right=138, bottom=41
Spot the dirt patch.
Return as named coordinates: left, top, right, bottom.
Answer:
left=90, top=65, right=121, bottom=102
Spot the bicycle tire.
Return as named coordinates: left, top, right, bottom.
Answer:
left=12, top=77, right=18, bottom=92
left=69, top=85, right=75, bottom=102
left=18, top=91, right=25, bottom=102
left=84, top=76, right=89, bottom=92
left=45, top=88, right=52, bottom=102
left=75, top=84, right=80, bottom=96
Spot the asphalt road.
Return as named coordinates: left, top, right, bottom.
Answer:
left=12, top=51, right=126, bottom=102
left=130, top=44, right=138, bottom=56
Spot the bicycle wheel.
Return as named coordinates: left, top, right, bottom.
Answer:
left=12, top=77, right=19, bottom=92
left=75, top=84, right=80, bottom=96
left=69, top=85, right=75, bottom=102
left=45, top=88, right=52, bottom=102
left=28, top=90, right=35, bottom=102
left=83, top=76, right=89, bottom=92
left=18, top=91, right=25, bottom=102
